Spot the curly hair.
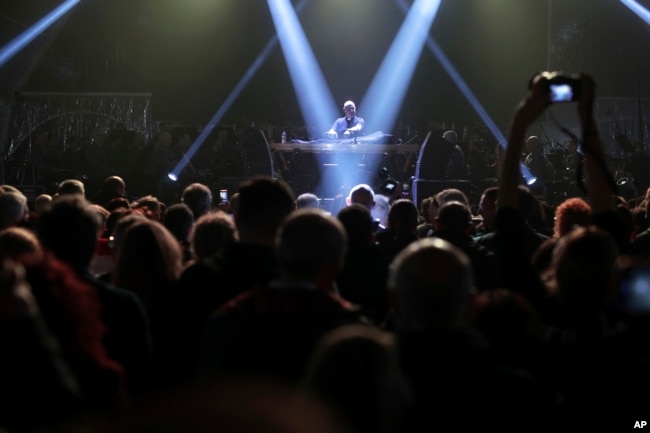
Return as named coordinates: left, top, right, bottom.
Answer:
left=553, top=197, right=592, bottom=238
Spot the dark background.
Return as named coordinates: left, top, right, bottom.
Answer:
left=1, top=0, right=649, bottom=135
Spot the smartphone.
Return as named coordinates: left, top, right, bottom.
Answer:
left=549, top=83, right=575, bottom=103
left=219, top=189, right=228, bottom=203
left=617, top=265, right=650, bottom=315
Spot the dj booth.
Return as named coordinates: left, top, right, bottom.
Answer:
left=269, top=133, right=420, bottom=199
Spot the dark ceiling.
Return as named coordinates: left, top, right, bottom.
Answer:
left=1, top=0, right=649, bottom=134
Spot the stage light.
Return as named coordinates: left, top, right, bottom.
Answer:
left=392, top=0, right=535, bottom=184
left=621, top=0, right=650, bottom=25
left=167, top=0, right=312, bottom=183
left=361, top=0, right=441, bottom=134
left=267, top=0, right=337, bottom=132
left=0, top=0, right=81, bottom=68
left=167, top=173, right=178, bottom=182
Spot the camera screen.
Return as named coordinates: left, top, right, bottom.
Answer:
left=549, top=84, right=574, bottom=102
left=219, top=190, right=228, bottom=201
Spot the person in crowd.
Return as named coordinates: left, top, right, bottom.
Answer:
left=475, top=184, right=551, bottom=262
left=91, top=176, right=128, bottom=209
left=336, top=204, right=390, bottom=326
left=494, top=72, right=649, bottom=428
left=132, top=195, right=165, bottom=221
left=34, top=193, right=53, bottom=214
left=34, top=195, right=154, bottom=398
left=198, top=208, right=364, bottom=383
left=0, top=258, right=87, bottom=431
left=435, top=187, right=471, bottom=209
left=429, top=200, right=500, bottom=292
left=345, top=183, right=376, bottom=211
left=415, top=196, right=435, bottom=238
left=0, top=189, right=29, bottom=230
left=57, top=178, right=86, bottom=197
left=296, top=192, right=321, bottom=210
left=110, top=219, right=184, bottom=350
left=473, top=186, right=498, bottom=237
left=325, top=100, right=365, bottom=140
left=552, top=197, right=592, bottom=239
left=375, top=199, right=419, bottom=263
left=388, top=237, right=551, bottom=431
left=189, top=210, right=237, bottom=264
left=181, top=182, right=213, bottom=220
left=162, top=203, right=196, bottom=264
left=158, top=176, right=295, bottom=387
left=302, top=324, right=412, bottom=433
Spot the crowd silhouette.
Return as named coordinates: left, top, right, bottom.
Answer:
left=1, top=73, right=650, bottom=432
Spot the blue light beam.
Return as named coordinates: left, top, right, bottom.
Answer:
left=0, top=0, right=81, bottom=67
left=392, top=0, right=534, bottom=182
left=361, top=0, right=441, bottom=134
left=621, top=0, right=650, bottom=25
left=169, top=0, right=312, bottom=181
left=267, top=0, right=337, bottom=134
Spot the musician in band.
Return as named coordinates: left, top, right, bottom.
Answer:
left=325, top=100, right=365, bottom=140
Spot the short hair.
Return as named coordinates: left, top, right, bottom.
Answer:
left=482, top=186, right=499, bottom=203
left=57, top=179, right=85, bottom=197
left=181, top=183, right=213, bottom=219
left=337, top=204, right=373, bottom=245
left=435, top=188, right=469, bottom=208
left=236, top=176, right=295, bottom=238
left=276, top=209, right=347, bottom=280
left=0, top=191, right=28, bottom=230
left=436, top=201, right=472, bottom=232
left=442, top=130, right=457, bottom=144
left=387, top=199, right=419, bottom=232
left=0, top=226, right=43, bottom=260
left=102, top=176, right=126, bottom=194
left=163, top=203, right=195, bottom=242
left=35, top=195, right=101, bottom=271
left=389, top=237, right=474, bottom=329
left=347, top=184, right=375, bottom=210
left=191, top=211, right=237, bottom=260
left=34, top=194, right=53, bottom=213
left=420, top=196, right=435, bottom=223
left=296, top=193, right=320, bottom=210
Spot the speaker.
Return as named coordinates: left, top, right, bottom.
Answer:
left=411, top=179, right=471, bottom=208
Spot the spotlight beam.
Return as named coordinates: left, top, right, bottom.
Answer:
left=361, top=0, right=441, bottom=133
left=392, top=0, right=534, bottom=182
left=0, top=0, right=81, bottom=67
left=620, top=0, right=650, bottom=25
left=267, top=0, right=337, bottom=134
left=169, top=0, right=312, bottom=181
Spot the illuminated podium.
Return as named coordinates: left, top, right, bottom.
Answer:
left=269, top=141, right=420, bottom=198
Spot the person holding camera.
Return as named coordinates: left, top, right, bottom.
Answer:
left=495, top=72, right=641, bottom=428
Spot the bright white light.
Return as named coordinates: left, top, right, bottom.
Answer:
left=167, top=173, right=178, bottom=182
left=362, top=0, right=441, bottom=133
left=621, top=0, right=650, bottom=25
left=0, top=0, right=81, bottom=67
left=267, top=0, right=337, bottom=133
